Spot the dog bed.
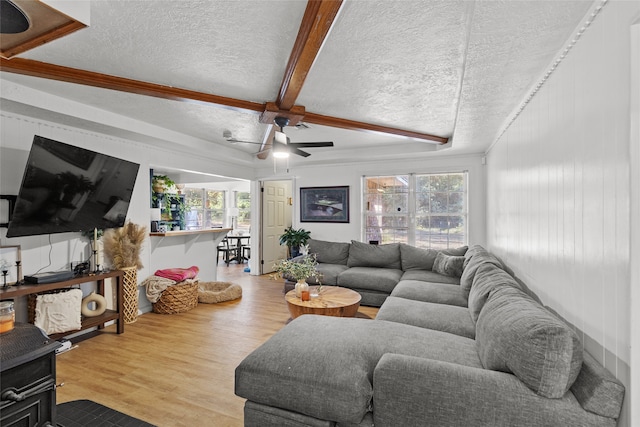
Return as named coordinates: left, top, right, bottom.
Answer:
left=198, top=281, right=242, bottom=303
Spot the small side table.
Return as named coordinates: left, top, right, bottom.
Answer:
left=285, top=286, right=361, bottom=319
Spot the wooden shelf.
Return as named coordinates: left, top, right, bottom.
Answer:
left=0, top=270, right=123, bottom=298
left=149, top=228, right=231, bottom=237
left=48, top=309, right=119, bottom=341
left=0, top=270, right=124, bottom=340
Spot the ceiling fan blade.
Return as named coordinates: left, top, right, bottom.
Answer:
left=256, top=126, right=275, bottom=160
left=288, top=141, right=334, bottom=148
left=290, top=147, right=311, bottom=157
left=255, top=148, right=271, bottom=156
left=227, top=139, right=263, bottom=145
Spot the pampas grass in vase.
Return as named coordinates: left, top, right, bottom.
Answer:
left=103, top=221, right=147, bottom=324
left=103, top=221, right=147, bottom=270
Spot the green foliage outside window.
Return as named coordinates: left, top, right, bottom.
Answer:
left=183, top=188, right=225, bottom=229
left=235, top=191, right=251, bottom=232
left=364, top=173, right=467, bottom=249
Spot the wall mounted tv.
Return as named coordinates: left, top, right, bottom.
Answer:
left=6, top=135, right=140, bottom=238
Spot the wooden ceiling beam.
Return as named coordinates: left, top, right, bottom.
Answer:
left=275, top=0, right=343, bottom=111
left=303, top=112, right=449, bottom=145
left=0, top=57, right=446, bottom=145
left=259, top=102, right=305, bottom=126
left=0, top=57, right=266, bottom=114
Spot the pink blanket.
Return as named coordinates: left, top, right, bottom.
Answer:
left=154, top=266, right=199, bottom=282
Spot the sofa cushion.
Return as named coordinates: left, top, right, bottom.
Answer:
left=347, top=241, right=401, bottom=269
left=462, top=244, right=485, bottom=269
left=337, top=267, right=403, bottom=293
left=442, top=245, right=469, bottom=257
left=432, top=253, right=465, bottom=278
left=400, top=270, right=460, bottom=285
left=545, top=307, right=626, bottom=419
left=376, top=296, right=475, bottom=339
left=306, top=263, right=349, bottom=286
left=308, top=239, right=350, bottom=265
left=391, top=280, right=467, bottom=307
left=467, top=263, right=523, bottom=323
left=460, top=248, right=503, bottom=297
left=235, top=315, right=481, bottom=424
left=571, top=351, right=625, bottom=419
left=399, top=244, right=439, bottom=270
left=349, top=288, right=390, bottom=308
left=475, top=286, right=583, bottom=398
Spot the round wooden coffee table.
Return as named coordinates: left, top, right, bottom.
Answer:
left=285, top=286, right=362, bottom=319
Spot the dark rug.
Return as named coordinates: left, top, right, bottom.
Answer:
left=57, top=400, right=155, bottom=427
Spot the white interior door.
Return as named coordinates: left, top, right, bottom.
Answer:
left=260, top=180, right=292, bottom=274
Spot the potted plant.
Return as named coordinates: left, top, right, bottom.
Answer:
left=272, top=254, right=322, bottom=297
left=279, top=226, right=311, bottom=258
left=151, top=174, right=175, bottom=194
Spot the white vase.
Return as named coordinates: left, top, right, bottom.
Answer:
left=295, top=279, right=309, bottom=298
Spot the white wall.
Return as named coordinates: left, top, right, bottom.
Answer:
left=256, top=153, right=486, bottom=246
left=0, top=112, right=255, bottom=316
left=485, top=1, right=638, bottom=425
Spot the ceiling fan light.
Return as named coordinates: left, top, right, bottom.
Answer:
left=273, top=140, right=289, bottom=158
left=273, top=151, right=290, bottom=159
left=274, top=130, right=287, bottom=145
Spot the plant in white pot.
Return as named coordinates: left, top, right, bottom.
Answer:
left=151, top=174, right=175, bottom=194
left=272, top=254, right=322, bottom=298
left=278, top=227, right=311, bottom=258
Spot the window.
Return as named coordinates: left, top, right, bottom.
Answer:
left=183, top=188, right=226, bottom=229
left=234, top=191, right=251, bottom=232
left=364, top=172, right=467, bottom=249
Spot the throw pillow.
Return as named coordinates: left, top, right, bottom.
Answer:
left=441, top=245, right=468, bottom=257
left=34, top=289, right=83, bottom=335
left=347, top=241, right=401, bottom=269
left=475, top=286, right=583, bottom=398
left=432, top=252, right=465, bottom=277
left=462, top=244, right=485, bottom=269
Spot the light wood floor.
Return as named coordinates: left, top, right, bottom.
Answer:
left=56, top=263, right=379, bottom=426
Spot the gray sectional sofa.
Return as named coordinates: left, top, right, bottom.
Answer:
left=236, top=242, right=625, bottom=426
left=283, top=239, right=468, bottom=306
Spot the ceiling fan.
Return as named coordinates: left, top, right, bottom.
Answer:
left=226, top=116, right=333, bottom=158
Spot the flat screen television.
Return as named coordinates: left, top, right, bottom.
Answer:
left=6, top=135, right=140, bottom=238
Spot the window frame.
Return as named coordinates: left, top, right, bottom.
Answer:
left=183, top=188, right=226, bottom=229
left=362, top=172, right=468, bottom=249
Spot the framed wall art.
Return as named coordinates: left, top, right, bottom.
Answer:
left=300, top=186, right=349, bottom=223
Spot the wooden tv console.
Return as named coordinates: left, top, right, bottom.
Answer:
left=0, top=270, right=124, bottom=341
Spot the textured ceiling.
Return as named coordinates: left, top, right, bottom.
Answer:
left=0, top=0, right=594, bottom=169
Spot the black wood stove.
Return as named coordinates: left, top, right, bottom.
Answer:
left=1, top=323, right=61, bottom=427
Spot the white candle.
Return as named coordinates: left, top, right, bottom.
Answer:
left=94, top=227, right=97, bottom=243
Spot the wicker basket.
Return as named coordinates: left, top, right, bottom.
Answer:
left=152, top=281, right=199, bottom=314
